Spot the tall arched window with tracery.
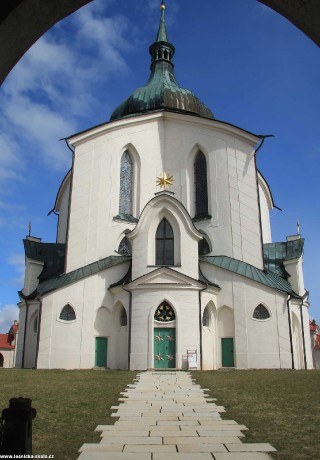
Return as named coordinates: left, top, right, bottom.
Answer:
left=119, top=151, right=133, bottom=216
left=194, top=151, right=208, bottom=218
left=156, top=218, right=174, bottom=265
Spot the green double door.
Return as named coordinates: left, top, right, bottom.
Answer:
left=221, top=337, right=234, bottom=367
left=154, top=328, right=176, bottom=368
left=95, top=337, right=108, bottom=367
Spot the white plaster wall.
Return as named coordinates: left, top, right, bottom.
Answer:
left=37, top=262, right=130, bottom=369
left=202, top=299, right=217, bottom=370
left=66, top=112, right=262, bottom=273
left=23, top=259, right=44, bottom=296
left=290, top=301, right=313, bottom=369
left=15, top=303, right=26, bottom=368
left=259, top=183, right=272, bottom=243
left=200, top=261, right=292, bottom=369
left=15, top=301, right=40, bottom=368
left=227, top=141, right=263, bottom=268
left=0, top=348, right=15, bottom=367
left=24, top=303, right=39, bottom=368
left=284, top=258, right=305, bottom=296
left=301, top=305, right=313, bottom=369
left=56, top=176, right=70, bottom=244
left=130, top=194, right=201, bottom=281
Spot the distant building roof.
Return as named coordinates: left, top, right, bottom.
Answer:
left=0, top=334, right=14, bottom=349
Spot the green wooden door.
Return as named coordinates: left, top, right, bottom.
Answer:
left=154, top=328, right=176, bottom=368
left=221, top=338, right=234, bottom=367
left=95, top=337, right=108, bottom=367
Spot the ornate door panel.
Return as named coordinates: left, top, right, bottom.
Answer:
left=154, top=328, right=176, bottom=368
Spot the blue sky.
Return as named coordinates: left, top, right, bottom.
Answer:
left=0, top=0, right=319, bottom=333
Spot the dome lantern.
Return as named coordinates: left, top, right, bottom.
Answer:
left=110, top=3, right=214, bottom=121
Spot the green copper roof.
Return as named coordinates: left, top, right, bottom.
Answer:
left=110, top=6, right=214, bottom=121
left=37, top=255, right=131, bottom=296
left=156, top=5, right=169, bottom=42
left=200, top=255, right=299, bottom=297
left=23, top=239, right=66, bottom=281
left=263, top=239, right=304, bottom=279
left=20, top=252, right=131, bottom=300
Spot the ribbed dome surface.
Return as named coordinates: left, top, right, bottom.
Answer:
left=110, top=62, right=214, bottom=121
left=110, top=7, right=214, bottom=122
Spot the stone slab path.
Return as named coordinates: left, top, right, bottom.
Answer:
left=77, top=371, right=276, bottom=460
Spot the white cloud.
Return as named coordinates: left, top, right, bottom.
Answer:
left=7, top=254, right=25, bottom=273
left=0, top=134, right=23, bottom=182
left=0, top=3, right=133, bottom=182
left=0, top=304, right=19, bottom=333
left=7, top=253, right=25, bottom=286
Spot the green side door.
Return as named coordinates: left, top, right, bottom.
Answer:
left=154, top=328, right=176, bottom=368
left=95, top=337, right=108, bottom=367
left=221, top=337, right=234, bottom=367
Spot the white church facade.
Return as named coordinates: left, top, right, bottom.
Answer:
left=16, top=4, right=312, bottom=370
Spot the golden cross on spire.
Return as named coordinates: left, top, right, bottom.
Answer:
left=156, top=171, right=174, bottom=190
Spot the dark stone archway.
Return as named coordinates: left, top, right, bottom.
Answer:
left=259, top=0, right=320, bottom=48
left=0, top=0, right=94, bottom=86
left=0, top=0, right=319, bottom=86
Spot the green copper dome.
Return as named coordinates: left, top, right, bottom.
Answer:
left=110, top=5, right=214, bottom=121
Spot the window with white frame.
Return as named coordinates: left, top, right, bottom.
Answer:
left=59, top=304, right=76, bottom=321
left=194, top=151, right=208, bottom=218
left=253, top=304, right=270, bottom=320
left=119, top=151, right=133, bottom=215
left=155, top=218, right=174, bottom=265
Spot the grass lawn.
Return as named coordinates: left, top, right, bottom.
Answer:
left=0, top=369, right=319, bottom=460
left=193, top=370, right=320, bottom=460
left=0, top=369, right=136, bottom=460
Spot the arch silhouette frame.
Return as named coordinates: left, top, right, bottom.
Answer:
left=0, top=1, right=319, bottom=87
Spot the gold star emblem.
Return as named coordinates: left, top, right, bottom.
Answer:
left=156, top=172, right=174, bottom=190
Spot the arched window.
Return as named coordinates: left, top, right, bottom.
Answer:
left=253, top=304, right=270, bottom=320
left=118, top=236, right=131, bottom=256
left=203, top=307, right=210, bottom=327
left=155, top=218, right=174, bottom=265
left=194, top=152, right=208, bottom=218
left=119, top=151, right=133, bottom=216
left=198, top=237, right=210, bottom=256
left=120, top=307, right=128, bottom=327
left=154, top=301, right=175, bottom=322
left=59, top=304, right=76, bottom=321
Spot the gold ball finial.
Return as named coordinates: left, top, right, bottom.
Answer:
left=160, top=3, right=165, bottom=11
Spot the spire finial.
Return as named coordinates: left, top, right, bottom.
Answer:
left=155, top=1, right=168, bottom=43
